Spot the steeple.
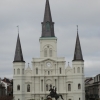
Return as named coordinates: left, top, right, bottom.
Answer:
left=41, top=0, right=55, bottom=37
left=44, top=0, right=52, bottom=22
left=73, top=26, right=84, bottom=61
left=13, top=34, right=25, bottom=62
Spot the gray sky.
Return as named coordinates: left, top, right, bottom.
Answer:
left=0, top=0, right=100, bottom=79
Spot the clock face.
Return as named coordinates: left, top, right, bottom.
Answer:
left=47, top=62, right=51, bottom=67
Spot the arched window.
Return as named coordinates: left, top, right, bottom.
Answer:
left=78, top=84, right=81, bottom=89
left=36, top=68, right=38, bottom=74
left=55, top=79, right=56, bottom=87
left=49, top=49, right=52, bottom=57
left=46, top=84, right=48, bottom=91
left=22, top=69, right=24, bottom=74
left=27, top=84, right=30, bottom=92
left=41, top=64, right=43, bottom=74
left=41, top=97, right=43, bottom=100
left=18, top=99, right=20, bottom=100
left=77, top=67, right=80, bottom=73
left=82, top=67, right=84, bottom=73
left=17, top=85, right=20, bottom=90
left=14, top=69, right=15, bottom=74
left=79, top=98, right=80, bottom=100
left=98, top=75, right=99, bottom=81
left=50, top=84, right=52, bottom=90
left=68, top=84, right=71, bottom=91
left=41, top=80, right=43, bottom=91
left=50, top=84, right=52, bottom=87
left=17, top=68, right=20, bottom=74
left=48, top=71, right=50, bottom=75
left=74, top=67, right=75, bottom=73
left=44, top=48, right=47, bottom=57
left=99, top=75, right=100, bottom=81
left=46, top=22, right=50, bottom=31
left=93, top=88, right=94, bottom=93
left=59, top=68, right=61, bottom=74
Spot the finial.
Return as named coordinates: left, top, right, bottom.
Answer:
left=77, top=25, right=78, bottom=33
left=28, top=63, right=29, bottom=67
left=68, top=62, right=69, bottom=66
left=17, top=25, right=19, bottom=34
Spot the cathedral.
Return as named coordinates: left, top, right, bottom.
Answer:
left=13, top=0, right=85, bottom=100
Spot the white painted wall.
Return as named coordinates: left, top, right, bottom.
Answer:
left=13, top=38, right=85, bottom=100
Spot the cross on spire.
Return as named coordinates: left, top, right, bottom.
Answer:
left=17, top=25, right=19, bottom=34
left=28, top=63, right=30, bottom=67
left=77, top=25, right=78, bottom=33
left=68, top=62, right=69, bottom=66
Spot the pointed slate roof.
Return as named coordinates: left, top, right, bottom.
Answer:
left=44, top=0, right=52, bottom=22
left=13, top=34, right=25, bottom=62
left=73, top=28, right=84, bottom=61
left=41, top=0, right=55, bottom=37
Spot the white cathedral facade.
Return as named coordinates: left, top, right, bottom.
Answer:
left=13, top=0, right=85, bottom=100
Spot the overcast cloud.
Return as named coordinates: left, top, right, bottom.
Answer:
left=0, top=0, right=100, bottom=79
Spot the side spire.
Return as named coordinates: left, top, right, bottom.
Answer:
left=41, top=0, right=55, bottom=37
left=73, top=26, right=84, bottom=61
left=13, top=31, right=25, bottom=62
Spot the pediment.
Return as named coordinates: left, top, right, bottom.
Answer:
left=26, top=66, right=31, bottom=70
left=66, top=69, right=72, bottom=72
left=66, top=66, right=72, bottom=69
left=25, top=81, right=32, bottom=84
left=66, top=81, right=73, bottom=83
left=25, top=70, right=32, bottom=76
left=26, top=70, right=32, bottom=73
left=46, top=79, right=52, bottom=84
left=66, top=69, right=72, bottom=75
left=40, top=58, right=57, bottom=62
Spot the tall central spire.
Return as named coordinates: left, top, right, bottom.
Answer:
left=44, top=0, right=52, bottom=22
left=41, top=0, right=55, bottom=37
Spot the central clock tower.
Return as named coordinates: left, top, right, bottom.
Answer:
left=32, top=1, right=66, bottom=97
left=40, top=0, right=57, bottom=58
left=39, top=37, right=57, bottom=58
